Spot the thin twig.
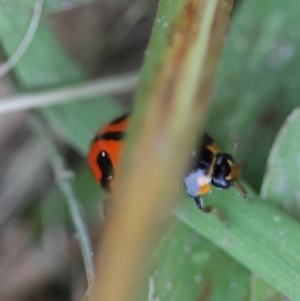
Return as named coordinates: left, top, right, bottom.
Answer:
left=31, top=115, right=95, bottom=300
left=0, top=0, right=44, bottom=78
left=0, top=72, right=139, bottom=114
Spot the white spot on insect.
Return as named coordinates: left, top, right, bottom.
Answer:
left=101, top=151, right=106, bottom=157
left=197, top=176, right=210, bottom=187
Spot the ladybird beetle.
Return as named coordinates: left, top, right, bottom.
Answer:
left=88, top=114, right=128, bottom=195
left=87, top=114, right=246, bottom=212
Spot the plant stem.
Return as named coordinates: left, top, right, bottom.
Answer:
left=0, top=0, right=44, bottom=77
left=31, top=114, right=95, bottom=300
left=0, top=72, right=138, bottom=114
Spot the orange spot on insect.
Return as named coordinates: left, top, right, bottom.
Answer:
left=197, top=177, right=212, bottom=196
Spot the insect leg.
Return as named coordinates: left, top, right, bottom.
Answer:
left=193, top=196, right=227, bottom=225
left=193, top=196, right=212, bottom=213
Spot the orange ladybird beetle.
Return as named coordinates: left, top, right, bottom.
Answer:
left=87, top=114, right=247, bottom=212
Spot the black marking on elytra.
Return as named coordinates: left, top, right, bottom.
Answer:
left=93, top=131, right=125, bottom=142
left=97, top=151, right=114, bottom=192
left=110, top=114, right=129, bottom=125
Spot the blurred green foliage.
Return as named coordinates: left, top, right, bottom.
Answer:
left=1, top=0, right=300, bottom=300
left=208, top=0, right=300, bottom=191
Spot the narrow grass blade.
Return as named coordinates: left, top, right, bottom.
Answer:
left=176, top=184, right=300, bottom=301
left=261, top=107, right=300, bottom=215
left=250, top=107, right=300, bottom=301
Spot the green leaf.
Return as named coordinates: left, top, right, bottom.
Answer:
left=251, top=106, right=300, bottom=301
left=143, top=221, right=249, bottom=301
left=261, top=107, right=300, bottom=216
left=12, top=0, right=98, bottom=14
left=0, top=0, right=124, bottom=154
left=250, top=275, right=287, bottom=301
left=30, top=164, right=103, bottom=236
left=175, top=184, right=300, bottom=301
left=0, top=1, right=82, bottom=86
left=42, top=99, right=125, bottom=155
